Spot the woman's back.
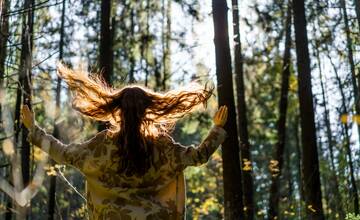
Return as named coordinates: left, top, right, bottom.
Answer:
left=27, top=122, right=226, bottom=220
left=83, top=132, right=186, bottom=219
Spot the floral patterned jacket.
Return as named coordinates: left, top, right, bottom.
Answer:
left=28, top=124, right=227, bottom=220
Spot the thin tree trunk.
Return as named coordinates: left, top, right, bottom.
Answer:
left=340, top=0, right=360, bottom=146
left=162, top=0, right=171, bottom=91
left=294, top=115, right=303, bottom=219
left=268, top=3, right=292, bottom=219
left=353, top=0, right=360, bottom=33
left=16, top=0, right=35, bottom=218
left=99, top=0, right=113, bottom=84
left=143, top=0, right=151, bottom=87
left=0, top=0, right=8, bottom=140
left=98, top=0, right=113, bottom=131
left=327, top=54, right=359, bottom=215
left=292, top=0, right=324, bottom=218
left=231, top=0, right=253, bottom=218
left=315, top=46, right=344, bottom=219
left=212, top=0, right=244, bottom=219
left=20, top=0, right=34, bottom=190
left=48, top=0, right=66, bottom=219
left=144, top=0, right=150, bottom=87
left=285, top=146, right=293, bottom=211
left=0, top=1, right=12, bottom=219
left=0, top=0, right=8, bottom=104
left=129, top=7, right=135, bottom=83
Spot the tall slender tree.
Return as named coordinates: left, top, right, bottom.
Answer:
left=162, top=0, right=171, bottom=91
left=339, top=0, right=360, bottom=144
left=231, top=0, right=253, bottom=218
left=129, top=6, right=136, bottom=83
left=353, top=0, right=360, bottom=32
left=13, top=0, right=35, bottom=218
left=314, top=45, right=344, bottom=218
left=0, top=1, right=12, bottom=219
left=19, top=0, right=34, bottom=190
left=327, top=54, right=359, bottom=215
left=0, top=0, right=8, bottom=97
left=98, top=0, right=113, bottom=131
left=47, top=0, right=67, bottom=219
left=292, top=0, right=324, bottom=218
left=99, top=0, right=113, bottom=84
left=212, top=0, right=244, bottom=219
left=268, top=3, right=292, bottom=219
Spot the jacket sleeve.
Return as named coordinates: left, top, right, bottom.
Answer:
left=166, top=125, right=227, bottom=171
left=27, top=124, right=107, bottom=171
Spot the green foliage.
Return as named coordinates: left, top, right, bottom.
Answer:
left=346, top=213, right=360, bottom=220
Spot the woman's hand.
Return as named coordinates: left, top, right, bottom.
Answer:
left=213, top=105, right=228, bottom=127
left=21, top=105, right=34, bottom=130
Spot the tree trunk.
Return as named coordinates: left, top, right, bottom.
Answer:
left=129, top=7, right=135, bottom=83
left=292, top=0, right=324, bottom=218
left=353, top=0, right=360, bottom=33
left=0, top=1, right=12, bottom=219
left=340, top=0, right=360, bottom=145
left=268, top=4, right=292, bottom=219
left=294, top=115, right=303, bottom=219
left=98, top=0, right=113, bottom=131
left=231, top=0, right=253, bottom=218
left=48, top=0, right=66, bottom=219
left=327, top=54, right=359, bottom=215
left=315, top=46, right=344, bottom=219
left=212, top=0, right=244, bottom=219
left=0, top=0, right=8, bottom=105
left=144, top=0, right=150, bottom=87
left=162, top=0, right=171, bottom=91
left=20, top=0, right=34, bottom=190
left=99, top=0, right=113, bottom=84
left=15, top=0, right=35, bottom=218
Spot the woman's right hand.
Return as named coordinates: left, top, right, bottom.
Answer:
left=213, top=105, right=228, bottom=127
left=21, top=105, right=35, bottom=130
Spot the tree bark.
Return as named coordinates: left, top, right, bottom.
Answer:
left=292, top=0, right=325, bottom=218
left=19, top=0, right=34, bottom=191
left=327, top=54, right=359, bottom=215
left=129, top=7, right=135, bottom=83
left=294, top=115, right=303, bottom=219
left=353, top=0, right=360, bottom=33
left=212, top=0, right=244, bottom=219
left=315, top=46, right=344, bottom=219
left=162, top=0, right=171, bottom=91
left=340, top=0, right=360, bottom=146
left=99, top=0, right=113, bottom=84
left=268, top=4, right=292, bottom=219
left=15, top=0, right=35, bottom=218
left=231, top=0, right=253, bottom=218
left=98, top=0, right=113, bottom=131
left=47, top=0, right=66, bottom=219
left=0, top=1, right=12, bottom=219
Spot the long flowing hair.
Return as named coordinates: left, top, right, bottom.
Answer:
left=57, top=63, right=214, bottom=175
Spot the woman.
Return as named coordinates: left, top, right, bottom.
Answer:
left=21, top=63, right=228, bottom=220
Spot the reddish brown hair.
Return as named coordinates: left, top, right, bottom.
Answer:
left=57, top=63, right=214, bottom=175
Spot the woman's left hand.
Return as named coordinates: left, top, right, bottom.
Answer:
left=21, top=105, right=34, bottom=130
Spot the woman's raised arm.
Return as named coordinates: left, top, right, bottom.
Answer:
left=165, top=106, right=228, bottom=170
left=21, top=105, right=106, bottom=171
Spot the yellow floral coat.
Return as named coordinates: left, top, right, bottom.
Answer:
left=28, top=125, right=227, bottom=220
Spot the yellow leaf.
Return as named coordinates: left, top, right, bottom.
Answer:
left=33, top=147, right=47, bottom=161
left=307, top=204, right=316, bottom=213
left=340, top=114, right=348, bottom=124
left=45, top=166, right=57, bottom=176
